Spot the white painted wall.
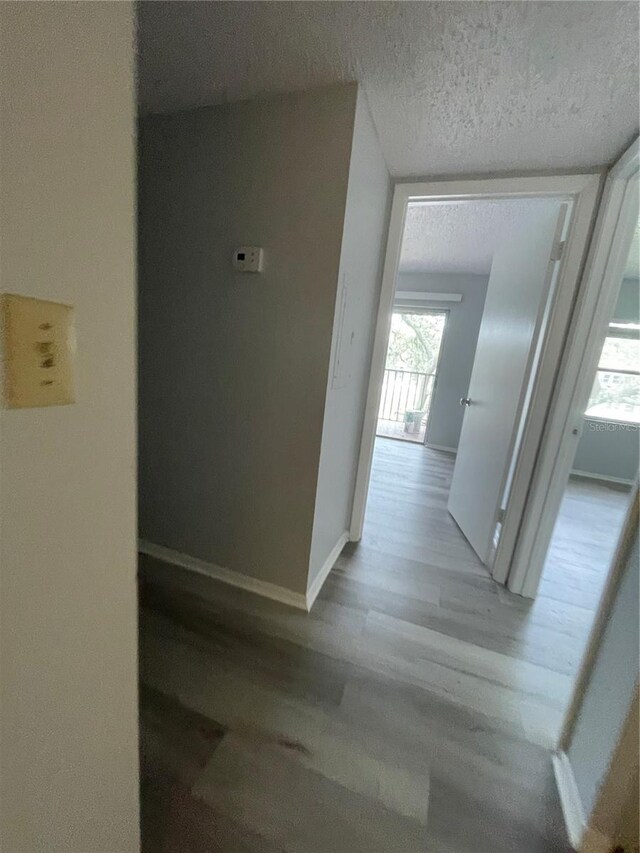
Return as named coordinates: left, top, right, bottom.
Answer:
left=309, top=91, right=390, bottom=588
left=138, top=85, right=358, bottom=595
left=568, top=519, right=639, bottom=820
left=394, top=272, right=489, bottom=450
left=0, top=4, right=139, bottom=850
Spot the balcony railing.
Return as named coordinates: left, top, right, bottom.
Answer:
left=378, top=369, right=436, bottom=426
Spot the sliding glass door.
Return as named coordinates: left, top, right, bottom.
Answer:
left=376, top=309, right=447, bottom=444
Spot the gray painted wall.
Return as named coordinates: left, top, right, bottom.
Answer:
left=568, top=510, right=639, bottom=820
left=0, top=4, right=139, bottom=849
left=394, top=272, right=489, bottom=450
left=138, top=85, right=358, bottom=595
left=309, top=91, right=391, bottom=587
left=613, top=276, right=639, bottom=324
left=573, top=420, right=639, bottom=482
left=573, top=276, right=640, bottom=482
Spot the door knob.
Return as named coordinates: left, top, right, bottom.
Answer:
left=459, top=397, right=471, bottom=407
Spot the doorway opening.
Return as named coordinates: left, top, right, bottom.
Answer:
left=352, top=175, right=601, bottom=559
left=539, top=248, right=639, bottom=612
left=535, top=178, right=639, bottom=763
left=366, top=189, right=575, bottom=571
left=376, top=309, right=447, bottom=444
left=512, top=161, right=639, bottom=631
left=349, top=172, right=605, bottom=747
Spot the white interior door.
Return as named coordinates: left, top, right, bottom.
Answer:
left=447, top=202, right=566, bottom=565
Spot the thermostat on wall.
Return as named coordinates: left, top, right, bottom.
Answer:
left=233, top=246, right=264, bottom=273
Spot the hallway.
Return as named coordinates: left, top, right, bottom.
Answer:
left=139, top=439, right=627, bottom=853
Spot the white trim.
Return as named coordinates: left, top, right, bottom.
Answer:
left=397, top=174, right=595, bottom=200
left=394, top=291, right=462, bottom=302
left=553, top=751, right=587, bottom=850
left=583, top=414, right=640, bottom=427
left=553, top=751, right=613, bottom=853
left=508, top=139, right=639, bottom=598
left=305, top=531, right=349, bottom=611
left=570, top=468, right=635, bottom=486
left=350, top=172, right=602, bottom=549
left=425, top=442, right=457, bottom=454
left=138, top=540, right=308, bottom=611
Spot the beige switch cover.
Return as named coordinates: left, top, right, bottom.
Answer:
left=2, top=294, right=76, bottom=408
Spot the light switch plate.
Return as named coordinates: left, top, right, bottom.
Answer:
left=2, top=294, right=76, bottom=408
left=232, top=246, right=264, bottom=273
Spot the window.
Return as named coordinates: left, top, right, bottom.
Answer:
left=585, top=322, right=640, bottom=423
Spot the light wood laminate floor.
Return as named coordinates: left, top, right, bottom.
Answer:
left=139, top=438, right=630, bottom=853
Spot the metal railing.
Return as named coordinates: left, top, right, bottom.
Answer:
left=377, top=369, right=436, bottom=425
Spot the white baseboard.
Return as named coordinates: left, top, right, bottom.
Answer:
left=552, top=751, right=612, bottom=853
left=571, top=468, right=634, bottom=487
left=553, top=751, right=586, bottom=850
left=425, top=442, right=457, bottom=454
left=306, top=531, right=349, bottom=611
left=139, top=540, right=308, bottom=611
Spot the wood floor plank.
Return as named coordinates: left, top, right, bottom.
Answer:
left=193, top=733, right=428, bottom=853
left=139, top=437, right=630, bottom=852
left=140, top=684, right=226, bottom=786
left=363, top=609, right=573, bottom=707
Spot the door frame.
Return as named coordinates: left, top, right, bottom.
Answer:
left=507, top=138, right=639, bottom=596
left=349, top=174, right=602, bottom=562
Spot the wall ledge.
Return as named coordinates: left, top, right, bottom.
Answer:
left=554, top=750, right=588, bottom=849
left=571, top=469, right=635, bottom=487
left=553, top=751, right=612, bottom=853
left=425, top=442, right=457, bottom=454
left=139, top=540, right=308, bottom=611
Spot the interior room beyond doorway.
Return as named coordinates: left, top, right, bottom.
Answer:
left=533, top=212, right=639, bottom=615
left=357, top=183, right=615, bottom=745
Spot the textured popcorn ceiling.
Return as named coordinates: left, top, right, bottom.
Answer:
left=138, top=1, right=639, bottom=177
left=399, top=199, right=561, bottom=274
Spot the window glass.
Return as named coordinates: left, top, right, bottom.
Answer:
left=598, top=331, right=640, bottom=372
left=585, top=316, right=640, bottom=422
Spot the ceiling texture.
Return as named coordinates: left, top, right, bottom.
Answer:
left=399, top=198, right=561, bottom=275
left=138, top=1, right=639, bottom=178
